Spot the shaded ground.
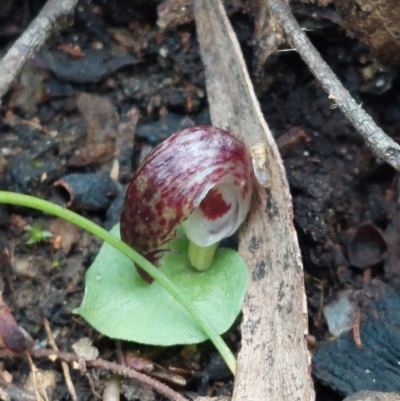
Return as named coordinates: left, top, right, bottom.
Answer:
left=0, top=0, right=400, bottom=400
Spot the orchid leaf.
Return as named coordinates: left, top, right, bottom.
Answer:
left=76, top=225, right=248, bottom=345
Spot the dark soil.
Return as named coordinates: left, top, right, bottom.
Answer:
left=0, top=0, right=400, bottom=400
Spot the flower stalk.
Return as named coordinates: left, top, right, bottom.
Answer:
left=0, top=191, right=237, bottom=374
left=188, top=241, right=220, bottom=271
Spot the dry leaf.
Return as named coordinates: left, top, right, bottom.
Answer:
left=50, top=219, right=80, bottom=254
left=24, top=369, right=57, bottom=398
left=0, top=293, right=34, bottom=353
left=71, top=337, right=99, bottom=361
left=71, top=94, right=118, bottom=166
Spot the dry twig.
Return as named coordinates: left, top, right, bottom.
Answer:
left=85, top=372, right=102, bottom=400
left=43, top=317, right=77, bottom=401
left=353, top=307, right=362, bottom=349
left=193, top=0, right=314, bottom=400
left=264, top=0, right=400, bottom=171
left=25, top=353, right=48, bottom=401
left=0, top=348, right=188, bottom=401
left=0, top=0, right=78, bottom=102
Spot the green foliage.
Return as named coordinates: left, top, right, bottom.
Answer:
left=0, top=191, right=241, bottom=372
left=76, top=225, right=248, bottom=345
left=25, top=224, right=53, bottom=245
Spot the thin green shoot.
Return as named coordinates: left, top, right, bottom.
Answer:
left=0, top=191, right=237, bottom=374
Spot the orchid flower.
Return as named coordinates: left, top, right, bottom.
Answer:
left=120, top=126, right=253, bottom=282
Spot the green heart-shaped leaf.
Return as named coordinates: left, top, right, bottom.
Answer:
left=76, top=225, right=248, bottom=345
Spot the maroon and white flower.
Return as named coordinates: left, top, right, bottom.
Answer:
left=120, top=126, right=253, bottom=282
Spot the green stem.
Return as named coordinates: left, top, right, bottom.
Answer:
left=188, top=241, right=220, bottom=271
left=0, top=191, right=237, bottom=374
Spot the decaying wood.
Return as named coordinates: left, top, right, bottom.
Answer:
left=157, top=0, right=193, bottom=30
left=0, top=0, right=78, bottom=102
left=157, top=0, right=249, bottom=31
left=250, top=0, right=284, bottom=85
left=343, top=392, right=400, bottom=401
left=264, top=0, right=400, bottom=172
left=334, top=0, right=400, bottom=64
left=313, top=280, right=400, bottom=396
left=193, top=1, right=314, bottom=400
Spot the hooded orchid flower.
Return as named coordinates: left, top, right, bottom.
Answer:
left=120, top=126, right=253, bottom=282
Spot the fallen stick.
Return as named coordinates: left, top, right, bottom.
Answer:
left=265, top=0, right=400, bottom=171
left=43, top=317, right=77, bottom=401
left=0, top=348, right=188, bottom=401
left=193, top=0, right=315, bottom=400
left=0, top=0, right=78, bottom=102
